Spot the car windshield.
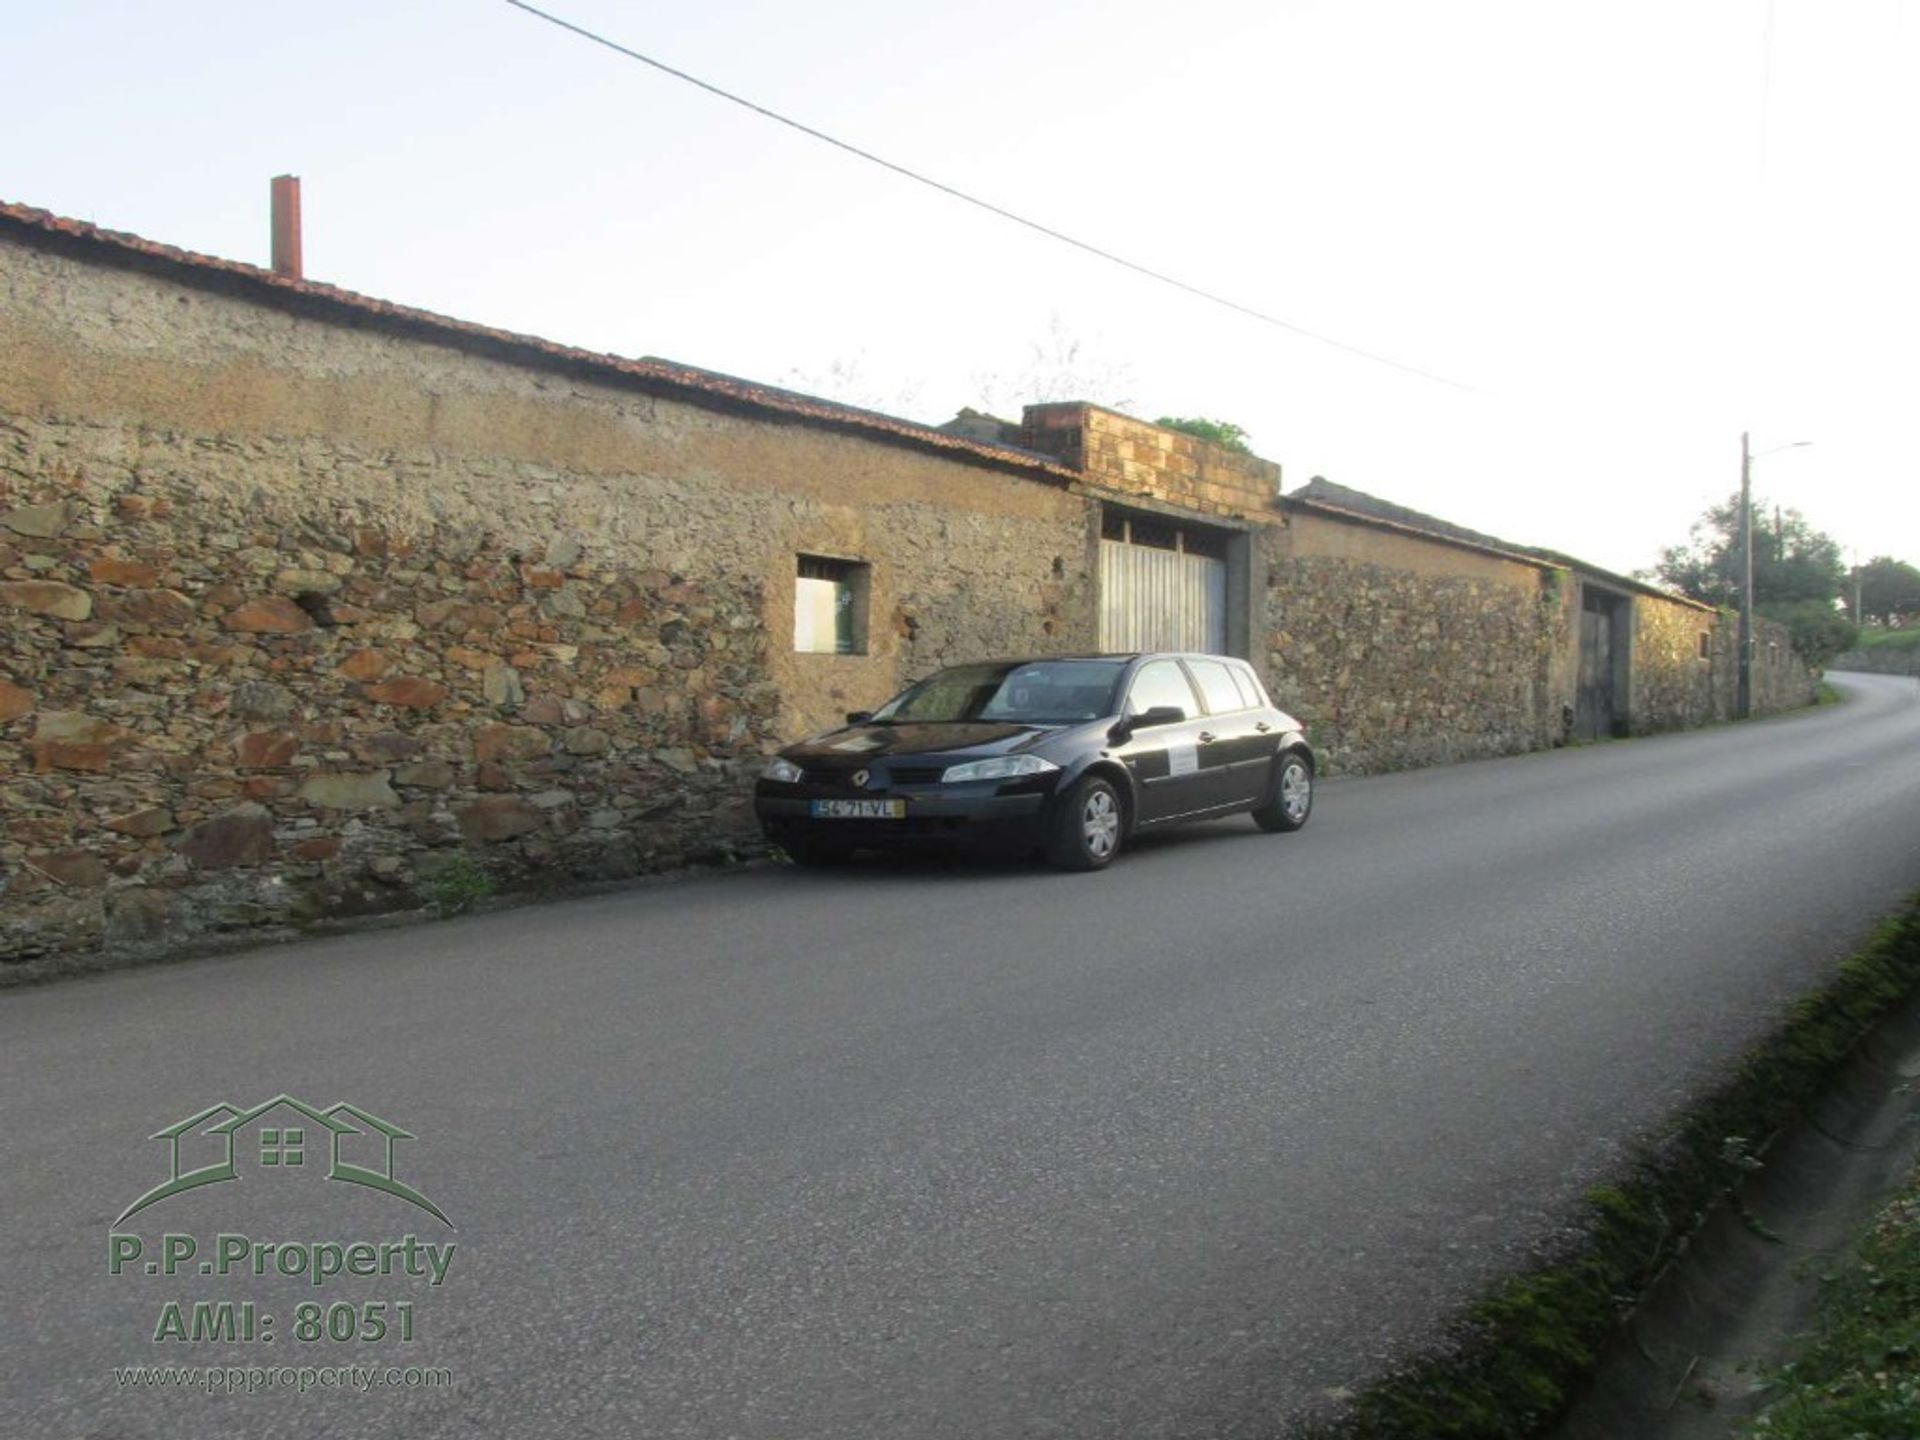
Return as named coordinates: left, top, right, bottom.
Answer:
left=872, top=661, right=1126, bottom=725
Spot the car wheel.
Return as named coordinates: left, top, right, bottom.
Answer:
left=1252, top=751, right=1313, bottom=833
left=782, top=837, right=853, bottom=867
left=1049, top=774, right=1123, bottom=871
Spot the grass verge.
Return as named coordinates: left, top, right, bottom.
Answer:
left=1739, top=1167, right=1920, bottom=1436
left=1295, top=898, right=1920, bottom=1440
left=1856, top=629, right=1920, bottom=652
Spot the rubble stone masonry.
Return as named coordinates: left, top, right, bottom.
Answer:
left=0, top=234, right=1092, bottom=967
left=1264, top=510, right=1561, bottom=772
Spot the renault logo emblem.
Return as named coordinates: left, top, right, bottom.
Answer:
left=850, top=769, right=871, bottom=789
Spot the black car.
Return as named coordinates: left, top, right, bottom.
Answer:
left=755, top=653, right=1314, bottom=871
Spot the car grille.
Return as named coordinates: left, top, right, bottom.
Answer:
left=885, top=766, right=946, bottom=785
left=800, top=764, right=946, bottom=788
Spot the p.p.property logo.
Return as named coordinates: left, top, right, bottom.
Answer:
left=115, top=1094, right=451, bottom=1228
left=107, top=1095, right=457, bottom=1379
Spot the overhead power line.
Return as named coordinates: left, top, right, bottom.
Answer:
left=504, top=0, right=1476, bottom=392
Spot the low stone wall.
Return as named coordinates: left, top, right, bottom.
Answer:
left=1830, top=644, right=1920, bottom=677
left=1751, top=615, right=1823, bottom=710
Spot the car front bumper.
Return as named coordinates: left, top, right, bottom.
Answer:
left=755, top=785, right=1053, bottom=852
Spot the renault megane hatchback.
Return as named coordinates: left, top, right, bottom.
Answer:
left=754, top=653, right=1314, bottom=871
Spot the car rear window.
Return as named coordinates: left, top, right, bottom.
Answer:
left=1229, top=666, right=1264, bottom=709
left=1185, top=660, right=1245, bottom=714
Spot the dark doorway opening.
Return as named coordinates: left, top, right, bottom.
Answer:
left=1576, top=587, right=1631, bottom=740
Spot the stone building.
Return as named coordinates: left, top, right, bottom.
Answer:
left=0, top=201, right=1813, bottom=968
left=1271, top=477, right=1797, bottom=769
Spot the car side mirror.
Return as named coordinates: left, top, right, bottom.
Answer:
left=845, top=710, right=874, bottom=725
left=1110, top=704, right=1185, bottom=743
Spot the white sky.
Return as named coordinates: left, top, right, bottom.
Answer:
left=4, top=1, right=1915, bottom=575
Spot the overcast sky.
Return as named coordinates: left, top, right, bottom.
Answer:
left=5, top=1, right=1914, bottom=575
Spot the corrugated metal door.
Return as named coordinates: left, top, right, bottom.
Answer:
left=1099, top=538, right=1227, bottom=653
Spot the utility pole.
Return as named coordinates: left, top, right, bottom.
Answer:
left=1738, top=431, right=1754, bottom=720
left=1735, top=434, right=1811, bottom=719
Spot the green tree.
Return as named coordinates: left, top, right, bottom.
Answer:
left=1651, top=493, right=1856, bottom=664
left=1652, top=493, right=1847, bottom=608
left=1764, top=599, right=1861, bottom=670
left=1153, top=416, right=1253, bottom=454
left=1854, top=555, right=1920, bottom=625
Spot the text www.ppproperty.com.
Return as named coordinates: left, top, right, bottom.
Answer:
left=113, top=1363, right=453, bottom=1394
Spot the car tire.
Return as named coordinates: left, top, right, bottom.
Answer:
left=1048, top=774, right=1123, bottom=871
left=1252, top=751, right=1313, bottom=833
left=783, top=837, right=853, bottom=867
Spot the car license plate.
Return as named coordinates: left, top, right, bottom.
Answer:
left=809, top=799, right=906, bottom=819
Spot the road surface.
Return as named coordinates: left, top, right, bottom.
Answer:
left=3, top=672, right=1917, bottom=1439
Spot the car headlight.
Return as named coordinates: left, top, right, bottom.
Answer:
left=760, top=757, right=804, bottom=783
left=940, top=754, right=1061, bottom=784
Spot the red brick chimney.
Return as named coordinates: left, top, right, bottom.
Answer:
left=270, top=175, right=302, bottom=279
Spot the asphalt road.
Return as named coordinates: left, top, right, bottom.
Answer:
left=4, top=673, right=1918, bottom=1440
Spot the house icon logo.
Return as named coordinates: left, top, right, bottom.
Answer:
left=116, top=1095, right=452, bottom=1228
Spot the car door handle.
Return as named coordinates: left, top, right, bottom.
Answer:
left=1197, top=731, right=1217, bottom=744
left=1254, top=721, right=1272, bottom=733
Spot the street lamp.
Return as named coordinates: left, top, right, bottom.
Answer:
left=1737, top=433, right=1813, bottom=718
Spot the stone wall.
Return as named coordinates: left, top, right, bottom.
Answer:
left=1626, top=588, right=1732, bottom=732
left=1258, top=512, right=1814, bottom=772
left=0, top=231, right=1092, bottom=968
left=1750, top=614, right=1822, bottom=710
left=1830, top=642, right=1920, bottom=678
left=0, top=453, right=779, bottom=962
left=770, top=459, right=1096, bottom=738
left=1263, top=509, right=1559, bottom=772
left=1625, top=592, right=1817, bottom=729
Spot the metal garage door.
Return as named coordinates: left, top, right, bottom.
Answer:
left=1098, top=515, right=1227, bottom=654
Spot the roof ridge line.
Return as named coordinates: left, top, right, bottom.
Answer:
left=0, top=198, right=1079, bottom=485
